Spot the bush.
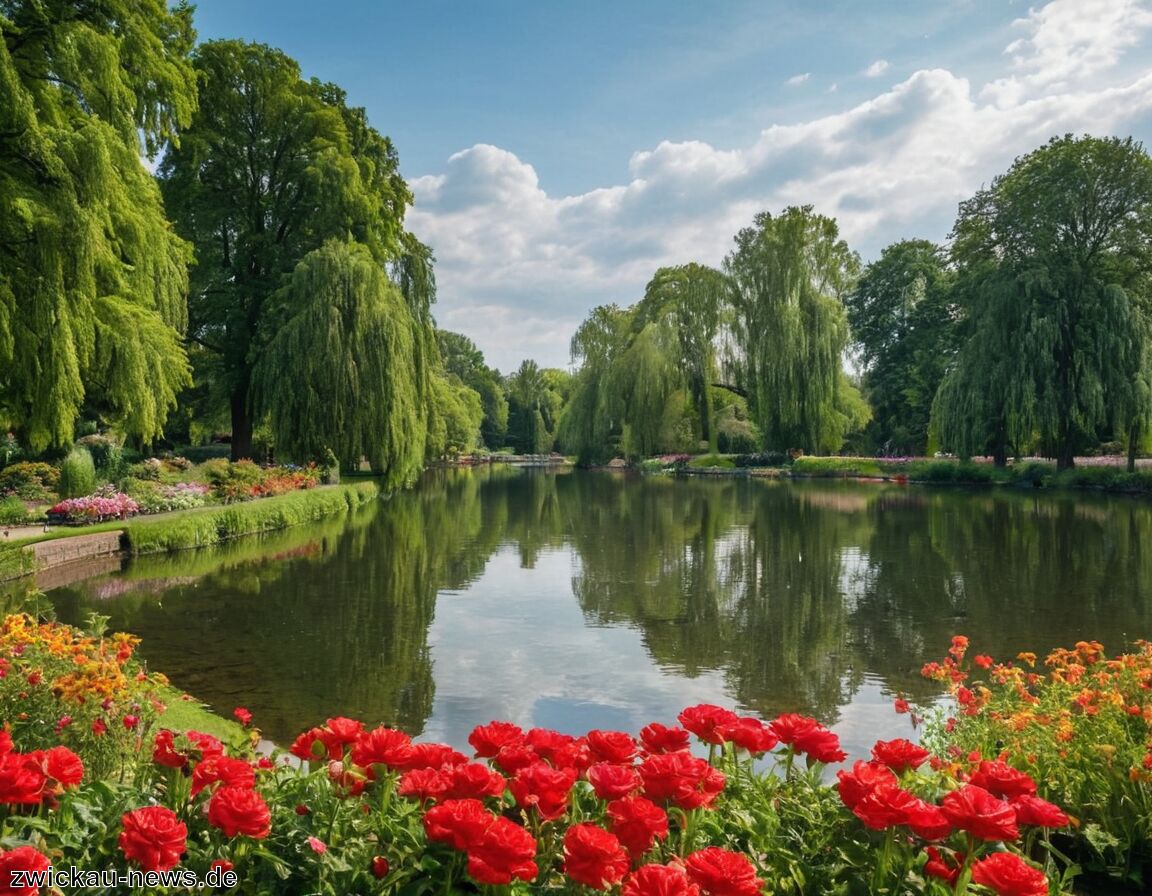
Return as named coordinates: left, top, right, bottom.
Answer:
left=687, top=454, right=736, bottom=469
left=0, top=496, right=31, bottom=526
left=791, top=456, right=883, bottom=477
left=77, top=434, right=126, bottom=480
left=733, top=452, right=791, bottom=468
left=0, top=461, right=60, bottom=501
left=57, top=446, right=97, bottom=499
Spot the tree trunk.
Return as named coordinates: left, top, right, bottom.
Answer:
left=230, top=379, right=253, bottom=462
left=1056, top=443, right=1075, bottom=471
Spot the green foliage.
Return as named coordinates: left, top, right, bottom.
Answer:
left=437, top=330, right=508, bottom=449
left=0, top=541, right=35, bottom=581
left=934, top=135, right=1152, bottom=469
left=57, top=446, right=97, bottom=499
left=77, top=434, right=125, bottom=480
left=0, top=495, right=31, bottom=525
left=0, top=461, right=59, bottom=501
left=122, top=482, right=378, bottom=553
left=506, top=360, right=562, bottom=454
left=724, top=206, right=860, bottom=453
left=0, top=0, right=196, bottom=451
left=252, top=240, right=430, bottom=488
left=688, top=454, right=736, bottom=469
left=791, top=456, right=884, bottom=478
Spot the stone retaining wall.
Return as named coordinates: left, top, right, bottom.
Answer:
left=30, top=531, right=124, bottom=570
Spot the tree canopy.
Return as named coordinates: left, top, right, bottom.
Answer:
left=0, top=0, right=197, bottom=451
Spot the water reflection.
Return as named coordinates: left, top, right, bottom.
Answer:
left=45, top=470, right=1152, bottom=751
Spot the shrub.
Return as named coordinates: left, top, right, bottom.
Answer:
left=49, top=489, right=139, bottom=523
left=687, top=454, right=736, bottom=469
left=733, top=451, right=791, bottom=468
left=0, top=461, right=60, bottom=501
left=0, top=496, right=31, bottom=526
left=57, top=446, right=97, bottom=499
left=77, top=433, right=126, bottom=480
left=791, top=456, right=883, bottom=477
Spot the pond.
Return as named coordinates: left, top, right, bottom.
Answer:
left=40, top=467, right=1152, bottom=757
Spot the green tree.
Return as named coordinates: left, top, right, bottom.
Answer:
left=558, top=305, right=630, bottom=464
left=159, top=40, right=429, bottom=461
left=723, top=206, right=860, bottom=452
left=934, top=135, right=1152, bottom=469
left=636, top=264, right=726, bottom=452
left=845, top=240, right=955, bottom=455
left=437, top=330, right=508, bottom=449
left=506, top=360, right=568, bottom=454
left=251, top=240, right=429, bottom=487
left=0, top=0, right=197, bottom=451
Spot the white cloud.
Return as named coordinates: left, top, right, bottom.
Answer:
left=409, top=0, right=1152, bottom=372
left=786, top=72, right=811, bottom=86
left=864, top=59, right=889, bottom=77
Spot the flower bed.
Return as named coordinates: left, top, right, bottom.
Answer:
left=0, top=617, right=1092, bottom=895
left=46, top=490, right=139, bottom=524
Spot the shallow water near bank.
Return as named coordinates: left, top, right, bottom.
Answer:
left=40, top=467, right=1152, bottom=754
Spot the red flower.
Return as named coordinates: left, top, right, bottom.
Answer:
left=289, top=727, right=334, bottom=762
left=402, top=742, right=468, bottom=770
left=836, top=760, right=897, bottom=810
left=207, top=785, right=271, bottom=839
left=720, top=718, right=778, bottom=755
left=905, top=799, right=953, bottom=841
left=469, top=721, right=524, bottom=758
left=639, top=723, right=692, bottom=754
left=587, top=762, right=642, bottom=801
left=870, top=739, right=930, bottom=774
left=941, top=785, right=1019, bottom=841
left=233, top=707, right=252, bottom=726
left=678, top=705, right=740, bottom=745
left=622, top=863, right=702, bottom=896
left=326, top=759, right=367, bottom=797
left=152, top=730, right=190, bottom=769
left=586, top=729, right=639, bottom=765
left=893, top=698, right=911, bottom=714
left=90, top=718, right=107, bottom=736
left=923, top=846, right=961, bottom=884
left=0, top=752, right=46, bottom=805
left=186, top=731, right=225, bottom=759
left=607, top=796, right=669, bottom=858
left=971, top=852, right=1048, bottom=896
left=1011, top=794, right=1069, bottom=828
left=493, top=743, right=538, bottom=775
left=191, top=756, right=255, bottom=797
left=210, top=859, right=234, bottom=874
left=307, top=836, right=326, bottom=854
left=465, top=816, right=538, bottom=885
left=969, top=761, right=1036, bottom=799
left=423, top=798, right=492, bottom=850
left=371, top=856, right=390, bottom=879
left=350, top=726, right=413, bottom=774
left=122, top=714, right=139, bottom=730
left=398, top=768, right=451, bottom=802
left=119, top=806, right=188, bottom=872
left=769, top=714, right=846, bottom=763
left=638, top=751, right=725, bottom=811
left=0, top=845, right=50, bottom=894
left=564, top=823, right=630, bottom=890
left=443, top=762, right=507, bottom=800
left=324, top=716, right=363, bottom=744
left=851, top=780, right=919, bottom=831
left=684, top=847, right=764, bottom=896
left=42, top=746, right=83, bottom=789
left=510, top=763, right=577, bottom=820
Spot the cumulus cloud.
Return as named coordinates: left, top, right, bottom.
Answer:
left=408, top=0, right=1152, bottom=371
left=786, top=72, right=811, bottom=86
left=863, top=59, right=889, bottom=77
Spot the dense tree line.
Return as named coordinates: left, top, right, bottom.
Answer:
left=3, top=3, right=1151, bottom=475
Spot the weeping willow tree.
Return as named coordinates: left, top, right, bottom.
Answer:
left=606, top=320, right=680, bottom=460
left=635, top=264, right=726, bottom=452
left=252, top=241, right=428, bottom=489
left=723, top=206, right=859, bottom=452
left=558, top=305, right=630, bottom=464
left=0, top=0, right=197, bottom=451
left=933, top=135, right=1152, bottom=469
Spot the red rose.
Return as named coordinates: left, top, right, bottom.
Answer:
left=587, top=762, right=642, bottom=801
left=563, top=823, right=630, bottom=890
left=769, top=714, right=846, bottom=763
left=493, top=743, right=538, bottom=775
left=423, top=798, right=492, bottom=850
left=678, top=705, right=740, bottom=745
left=971, top=852, right=1049, bottom=896
left=524, top=728, right=577, bottom=764
left=870, top=738, right=930, bottom=774
left=969, top=761, right=1036, bottom=800
left=207, top=785, right=271, bottom=839
left=191, top=756, right=255, bottom=797
left=905, top=799, right=953, bottom=841
left=850, top=780, right=918, bottom=831
left=398, top=768, right=451, bottom=802
left=586, top=730, right=639, bottom=765
left=350, top=726, right=413, bottom=774
left=0, top=752, right=46, bottom=805
left=469, top=721, right=524, bottom=758
left=510, top=763, right=577, bottom=820
left=720, top=718, right=778, bottom=755
left=638, top=751, right=725, bottom=811
left=607, top=796, right=669, bottom=859
left=465, top=816, right=538, bottom=885
left=402, top=742, right=468, bottom=771
left=941, top=785, right=1018, bottom=841
left=622, top=863, right=702, bottom=896
left=640, top=723, right=692, bottom=754
left=42, top=746, right=83, bottom=789
left=152, top=730, right=189, bottom=769
left=684, top=847, right=764, bottom=896
left=444, top=762, right=507, bottom=800
left=119, top=806, right=188, bottom=872
left=0, top=845, right=50, bottom=895
left=836, top=760, right=897, bottom=810
left=324, top=716, right=364, bottom=745
left=1011, top=794, right=1069, bottom=828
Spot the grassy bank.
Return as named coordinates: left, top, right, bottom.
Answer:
left=121, top=481, right=379, bottom=553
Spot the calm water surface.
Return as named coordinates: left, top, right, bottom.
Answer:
left=39, top=468, right=1152, bottom=757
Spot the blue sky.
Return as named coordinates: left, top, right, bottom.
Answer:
left=193, top=0, right=1152, bottom=372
